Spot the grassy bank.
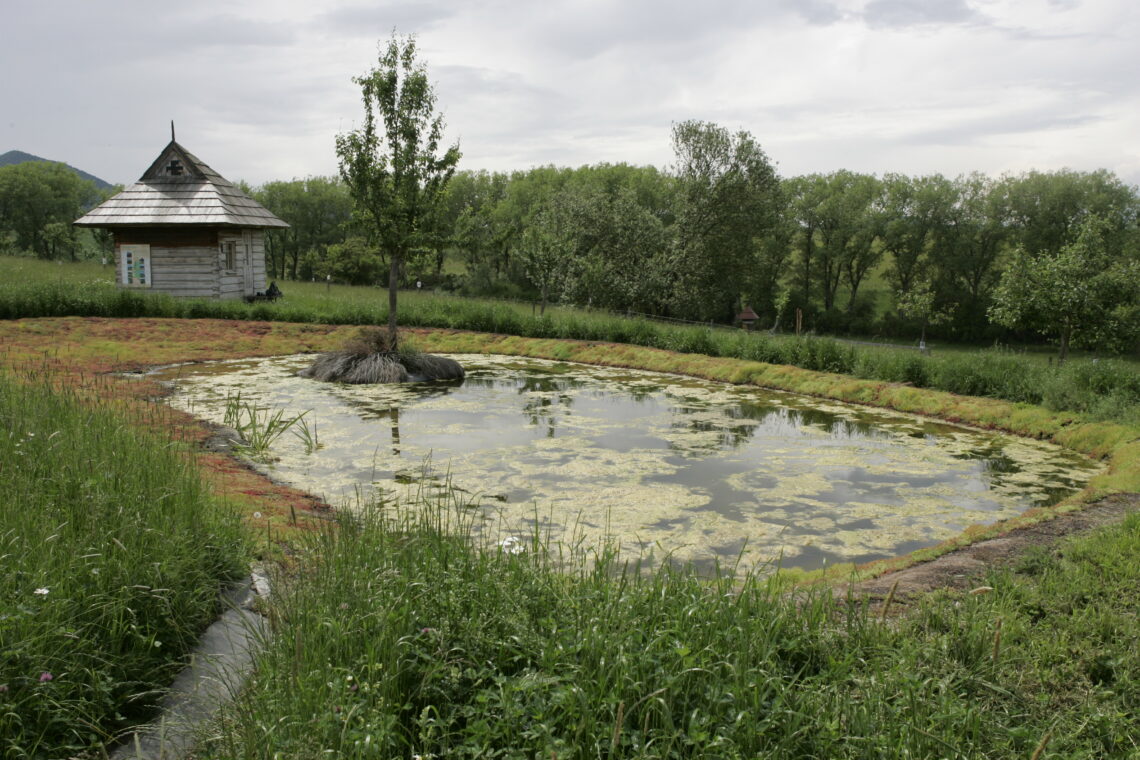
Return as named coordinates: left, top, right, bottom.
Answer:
left=0, top=371, right=246, bottom=755
left=3, top=257, right=1140, bottom=425
left=198, top=490, right=1139, bottom=758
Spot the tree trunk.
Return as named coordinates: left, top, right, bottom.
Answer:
left=388, top=255, right=400, bottom=349
left=846, top=281, right=860, bottom=314
left=1058, top=325, right=1071, bottom=365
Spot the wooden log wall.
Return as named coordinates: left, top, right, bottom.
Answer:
left=114, top=228, right=269, bottom=300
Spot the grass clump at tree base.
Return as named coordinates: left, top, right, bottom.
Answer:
left=300, top=327, right=464, bottom=383
left=0, top=371, right=247, bottom=756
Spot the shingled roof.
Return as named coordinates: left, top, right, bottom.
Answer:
left=74, top=141, right=288, bottom=229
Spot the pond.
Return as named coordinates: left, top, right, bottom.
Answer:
left=159, top=354, right=1100, bottom=573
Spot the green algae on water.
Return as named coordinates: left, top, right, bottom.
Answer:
left=158, top=354, right=1103, bottom=573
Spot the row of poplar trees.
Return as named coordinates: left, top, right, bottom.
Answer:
left=255, top=35, right=1140, bottom=357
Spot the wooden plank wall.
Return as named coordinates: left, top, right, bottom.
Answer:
left=219, top=232, right=247, bottom=298
left=149, top=246, right=219, bottom=298
left=251, top=232, right=267, bottom=293
left=113, top=228, right=270, bottom=300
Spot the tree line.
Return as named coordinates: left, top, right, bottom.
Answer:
left=243, top=134, right=1139, bottom=354
left=0, top=161, right=114, bottom=260
left=3, top=125, right=1137, bottom=355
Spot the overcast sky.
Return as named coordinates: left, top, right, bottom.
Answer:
left=3, top=0, right=1138, bottom=188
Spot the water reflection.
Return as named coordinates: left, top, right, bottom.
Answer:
left=158, top=354, right=1102, bottom=573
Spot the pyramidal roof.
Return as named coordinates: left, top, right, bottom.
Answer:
left=74, top=141, right=288, bottom=229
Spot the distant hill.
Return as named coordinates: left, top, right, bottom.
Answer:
left=0, top=150, right=114, bottom=190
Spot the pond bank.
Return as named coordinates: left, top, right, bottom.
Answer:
left=2, top=316, right=1137, bottom=580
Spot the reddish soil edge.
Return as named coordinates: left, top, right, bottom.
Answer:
left=847, top=492, right=1140, bottom=611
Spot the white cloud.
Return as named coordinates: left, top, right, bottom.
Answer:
left=1, top=0, right=1136, bottom=188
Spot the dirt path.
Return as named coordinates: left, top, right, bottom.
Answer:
left=849, top=492, right=1140, bottom=610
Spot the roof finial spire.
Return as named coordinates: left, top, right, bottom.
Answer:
left=171, top=120, right=176, bottom=143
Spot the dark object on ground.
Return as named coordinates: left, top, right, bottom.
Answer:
left=244, top=281, right=283, bottom=303
left=299, top=350, right=464, bottom=384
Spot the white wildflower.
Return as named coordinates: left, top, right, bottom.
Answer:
left=34, top=588, right=49, bottom=596
left=498, top=536, right=525, bottom=555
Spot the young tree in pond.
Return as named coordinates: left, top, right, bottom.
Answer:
left=989, top=215, right=1140, bottom=363
left=336, top=34, right=461, bottom=347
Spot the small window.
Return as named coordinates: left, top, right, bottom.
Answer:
left=166, top=159, right=183, bottom=176
left=223, top=241, right=236, bottom=270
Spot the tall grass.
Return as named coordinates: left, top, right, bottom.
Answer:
left=2, top=258, right=1139, bottom=423
left=0, top=371, right=246, bottom=756
left=199, top=491, right=1140, bottom=758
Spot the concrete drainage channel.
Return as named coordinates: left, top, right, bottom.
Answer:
left=109, top=567, right=272, bottom=760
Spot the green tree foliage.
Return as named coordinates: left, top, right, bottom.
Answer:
left=878, top=173, right=955, bottom=297
left=927, top=174, right=1009, bottom=338
left=525, top=181, right=670, bottom=314
left=896, top=277, right=951, bottom=347
left=816, top=171, right=883, bottom=313
left=464, top=166, right=571, bottom=295
left=1004, top=169, right=1138, bottom=258
left=321, top=236, right=386, bottom=286
left=784, top=174, right=826, bottom=315
left=253, top=177, right=353, bottom=281
left=335, top=33, right=461, bottom=345
left=515, top=193, right=577, bottom=314
left=0, top=162, right=101, bottom=259
left=670, top=121, right=782, bottom=322
left=989, top=215, right=1140, bottom=362
left=786, top=172, right=884, bottom=325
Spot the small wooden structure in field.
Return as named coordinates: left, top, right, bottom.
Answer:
left=735, top=305, right=760, bottom=330
left=74, top=136, right=287, bottom=299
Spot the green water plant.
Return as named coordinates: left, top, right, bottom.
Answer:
left=292, top=414, right=322, bottom=454
left=223, top=392, right=309, bottom=460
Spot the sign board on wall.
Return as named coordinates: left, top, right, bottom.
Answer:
left=121, top=244, right=151, bottom=287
